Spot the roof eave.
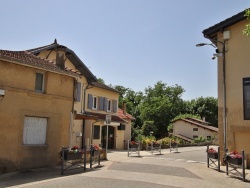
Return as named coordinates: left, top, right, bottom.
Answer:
left=202, top=10, right=246, bottom=38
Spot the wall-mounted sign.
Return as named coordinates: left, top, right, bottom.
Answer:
left=243, top=78, right=250, bottom=120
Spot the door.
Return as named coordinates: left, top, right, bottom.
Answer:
left=101, top=126, right=115, bottom=149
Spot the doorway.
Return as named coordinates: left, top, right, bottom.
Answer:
left=101, top=126, right=115, bottom=149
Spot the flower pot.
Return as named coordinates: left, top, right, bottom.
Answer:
left=92, top=150, right=99, bottom=156
left=153, top=144, right=161, bottom=148
left=65, top=152, right=83, bottom=160
left=171, top=143, right=178, bottom=147
left=208, top=152, right=218, bottom=159
left=227, top=157, right=242, bottom=165
left=129, top=144, right=139, bottom=149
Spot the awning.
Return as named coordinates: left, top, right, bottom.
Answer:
left=104, top=122, right=120, bottom=126
left=74, top=112, right=99, bottom=120
left=85, top=111, right=128, bottom=123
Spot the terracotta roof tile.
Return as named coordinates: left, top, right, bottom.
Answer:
left=118, top=108, right=135, bottom=120
left=0, top=50, right=80, bottom=77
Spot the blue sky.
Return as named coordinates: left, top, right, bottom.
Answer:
left=0, top=1, right=249, bottom=100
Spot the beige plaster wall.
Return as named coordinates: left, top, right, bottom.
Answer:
left=0, top=60, right=74, bottom=173
left=173, top=120, right=217, bottom=140
left=216, top=20, right=250, bottom=166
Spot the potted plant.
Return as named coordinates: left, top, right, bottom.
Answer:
left=129, top=141, right=139, bottom=148
left=224, top=150, right=242, bottom=165
left=59, top=146, right=84, bottom=160
left=207, top=147, right=218, bottom=159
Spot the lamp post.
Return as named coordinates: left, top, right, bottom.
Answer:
left=196, top=40, right=227, bottom=152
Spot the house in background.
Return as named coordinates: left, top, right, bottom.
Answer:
left=28, top=40, right=133, bottom=150
left=0, top=50, right=79, bottom=173
left=201, top=8, right=250, bottom=167
left=172, top=118, right=218, bottom=143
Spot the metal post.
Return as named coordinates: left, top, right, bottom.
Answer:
left=98, top=144, right=101, bottom=166
left=84, top=145, right=86, bottom=171
left=61, top=147, right=64, bottom=175
left=127, top=140, right=130, bottom=157
left=151, top=142, right=153, bottom=155
left=218, top=147, right=220, bottom=172
left=222, top=41, right=227, bottom=152
left=226, top=148, right=228, bottom=175
left=90, top=144, right=93, bottom=168
left=242, top=150, right=245, bottom=182
left=106, top=124, right=108, bottom=160
left=207, top=145, right=209, bottom=168
left=138, top=141, right=140, bottom=156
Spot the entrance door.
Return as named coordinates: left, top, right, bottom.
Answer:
left=101, top=126, right=115, bottom=149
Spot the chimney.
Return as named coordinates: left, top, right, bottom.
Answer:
left=202, top=117, right=206, bottom=122
left=122, top=102, right=126, bottom=115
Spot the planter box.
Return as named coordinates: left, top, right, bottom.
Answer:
left=92, top=150, right=99, bottom=156
left=129, top=144, right=139, bottom=149
left=226, top=157, right=242, bottom=165
left=208, top=152, right=218, bottom=159
left=171, top=143, right=178, bottom=147
left=64, top=152, right=83, bottom=160
left=153, top=144, right=161, bottom=148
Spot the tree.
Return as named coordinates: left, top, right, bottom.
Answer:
left=140, top=81, right=185, bottom=138
left=184, top=97, right=218, bottom=127
left=97, top=78, right=105, bottom=84
left=243, top=8, right=250, bottom=36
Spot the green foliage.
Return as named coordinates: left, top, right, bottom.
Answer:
left=192, top=136, right=206, bottom=144
left=97, top=78, right=105, bottom=84
left=141, top=121, right=157, bottom=136
left=243, top=9, right=250, bottom=36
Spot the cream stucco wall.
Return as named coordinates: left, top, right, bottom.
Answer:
left=173, top=120, right=217, bottom=140
left=216, top=20, right=250, bottom=167
left=0, top=60, right=74, bottom=173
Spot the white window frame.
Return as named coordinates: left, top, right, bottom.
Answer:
left=23, top=116, right=47, bottom=145
left=107, top=99, right=112, bottom=112
left=92, top=96, right=98, bottom=110
left=35, top=72, right=44, bottom=92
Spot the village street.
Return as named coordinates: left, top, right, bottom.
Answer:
left=0, top=146, right=249, bottom=188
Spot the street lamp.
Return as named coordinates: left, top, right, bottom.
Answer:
left=196, top=40, right=227, bottom=152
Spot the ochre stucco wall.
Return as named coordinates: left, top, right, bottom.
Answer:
left=216, top=20, right=250, bottom=167
left=0, top=60, right=74, bottom=173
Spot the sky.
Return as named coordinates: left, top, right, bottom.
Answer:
left=0, top=1, right=250, bottom=100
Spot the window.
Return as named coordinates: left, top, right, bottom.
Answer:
left=74, top=82, right=81, bottom=102
left=23, top=117, right=47, bottom=145
left=35, top=72, right=44, bottom=92
left=193, top=135, right=198, bottom=139
left=107, top=99, right=112, bottom=112
left=93, top=96, right=97, bottom=110
left=193, top=128, right=198, bottom=131
left=243, top=77, right=250, bottom=119
left=93, top=125, right=100, bottom=139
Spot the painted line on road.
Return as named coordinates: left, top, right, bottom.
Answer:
left=142, top=157, right=206, bottom=164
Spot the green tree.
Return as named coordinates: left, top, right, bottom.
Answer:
left=97, top=78, right=105, bottom=84
left=140, top=81, right=185, bottom=138
left=184, top=97, right=218, bottom=127
left=243, top=8, right=250, bottom=36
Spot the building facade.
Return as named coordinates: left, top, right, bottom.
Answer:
left=201, top=9, right=250, bottom=166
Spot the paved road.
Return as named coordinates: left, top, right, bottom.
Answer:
left=1, top=146, right=249, bottom=188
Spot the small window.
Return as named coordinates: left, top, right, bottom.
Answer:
left=93, top=96, right=98, bottom=110
left=193, top=135, right=198, bottom=139
left=93, top=125, right=100, bottom=139
left=107, top=99, right=112, bottom=112
left=193, top=128, right=198, bottom=131
left=35, top=73, right=44, bottom=92
left=23, top=116, right=47, bottom=145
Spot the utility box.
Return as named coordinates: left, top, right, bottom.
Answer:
left=0, top=89, right=5, bottom=96
left=75, top=132, right=82, bottom=137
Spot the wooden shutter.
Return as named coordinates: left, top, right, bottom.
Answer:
left=112, top=100, right=118, bottom=113
left=103, top=98, right=107, bottom=111
left=76, top=82, right=81, bottom=102
left=99, top=97, right=104, bottom=111
left=88, top=94, right=93, bottom=109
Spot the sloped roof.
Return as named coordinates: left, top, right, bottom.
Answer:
left=27, top=40, right=97, bottom=82
left=173, top=118, right=218, bottom=132
left=84, top=111, right=127, bottom=123
left=203, top=9, right=247, bottom=38
left=118, top=108, right=135, bottom=120
left=0, top=50, right=79, bottom=77
left=91, top=82, right=121, bottom=93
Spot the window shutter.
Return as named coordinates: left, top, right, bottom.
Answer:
left=103, top=98, right=107, bottom=111
left=88, top=94, right=93, bottom=109
left=98, top=97, right=104, bottom=110
left=112, top=100, right=118, bottom=113
left=76, top=82, right=81, bottom=102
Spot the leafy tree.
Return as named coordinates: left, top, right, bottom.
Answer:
left=140, top=81, right=185, bottom=138
left=97, top=78, right=105, bottom=84
left=141, top=121, right=157, bottom=136
left=184, top=97, right=218, bottom=127
left=243, top=8, right=250, bottom=36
